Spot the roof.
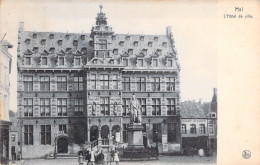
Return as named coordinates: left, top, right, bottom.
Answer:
left=180, top=101, right=208, bottom=118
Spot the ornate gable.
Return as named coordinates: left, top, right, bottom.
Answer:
left=24, top=49, right=33, bottom=55
left=57, top=50, right=66, bottom=56
left=40, top=50, right=49, bottom=55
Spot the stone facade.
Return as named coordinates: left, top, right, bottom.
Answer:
left=17, top=6, right=181, bottom=158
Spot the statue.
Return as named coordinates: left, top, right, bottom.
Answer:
left=130, top=94, right=142, bottom=124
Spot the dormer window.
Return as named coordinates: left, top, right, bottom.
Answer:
left=93, top=59, right=98, bottom=64
left=73, top=40, right=78, bottom=46
left=154, top=37, right=158, bottom=42
left=25, top=39, right=30, bottom=45
left=49, top=34, right=54, bottom=39
left=49, top=48, right=55, bottom=54
left=137, top=58, right=144, bottom=67
left=163, top=42, right=167, bottom=47
left=140, top=36, right=144, bottom=41
left=58, top=40, right=63, bottom=45
left=113, top=49, right=118, bottom=55
left=41, top=57, right=48, bottom=66
left=33, top=34, right=37, bottom=39
left=65, top=34, right=70, bottom=40
left=80, top=35, right=85, bottom=40
left=105, top=26, right=108, bottom=30
left=96, top=26, right=100, bottom=30
left=157, top=49, right=162, bottom=55
left=148, top=42, right=153, bottom=47
left=58, top=57, right=65, bottom=66
left=119, top=41, right=124, bottom=47
left=153, top=59, right=158, bottom=67
left=74, top=57, right=81, bottom=66
left=123, top=58, right=128, bottom=66
left=128, top=49, right=133, bottom=55
left=167, top=58, right=173, bottom=67
left=112, top=35, right=116, bottom=40
left=41, top=39, right=46, bottom=45
left=110, top=60, right=114, bottom=64
left=81, top=47, right=87, bottom=54
left=126, top=36, right=130, bottom=40
left=33, top=47, right=39, bottom=54
left=134, top=41, right=138, bottom=47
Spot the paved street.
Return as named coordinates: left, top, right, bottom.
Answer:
left=9, top=155, right=216, bottom=165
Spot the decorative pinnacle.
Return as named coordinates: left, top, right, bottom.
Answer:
left=99, top=4, right=103, bottom=13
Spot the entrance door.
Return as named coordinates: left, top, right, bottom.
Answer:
left=90, top=126, right=99, bottom=142
left=57, top=137, right=68, bottom=153
left=143, top=136, right=148, bottom=148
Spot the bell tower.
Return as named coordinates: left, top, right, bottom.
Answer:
left=90, top=5, right=114, bottom=58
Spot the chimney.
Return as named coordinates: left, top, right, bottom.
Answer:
left=18, top=22, right=24, bottom=33
left=213, top=88, right=217, bottom=95
left=212, top=88, right=217, bottom=103
left=166, top=26, right=172, bottom=36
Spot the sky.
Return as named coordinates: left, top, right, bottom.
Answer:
left=0, top=0, right=217, bottom=111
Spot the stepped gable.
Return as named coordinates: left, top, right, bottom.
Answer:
left=180, top=101, right=207, bottom=118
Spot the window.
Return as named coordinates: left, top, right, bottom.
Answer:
left=137, top=59, right=144, bottom=67
left=74, top=57, right=81, bottom=66
left=57, top=76, right=67, bottom=91
left=58, top=40, right=63, bottom=45
left=153, top=59, right=158, bottom=67
left=100, top=74, right=109, bottom=89
left=167, top=98, right=176, bottom=116
left=24, top=98, right=33, bottom=117
left=74, top=125, right=84, bottom=144
left=122, top=77, right=130, bottom=91
left=122, top=98, right=131, bottom=116
left=25, top=57, right=31, bottom=65
left=152, top=98, right=161, bottom=116
left=154, top=37, right=158, bottom=42
left=123, top=59, right=128, bottom=66
left=190, top=124, right=196, bottom=134
left=90, top=74, right=96, bottom=89
left=40, top=76, right=50, bottom=91
left=119, top=41, right=124, bottom=47
left=65, top=34, right=70, bottom=40
left=151, top=77, right=160, bottom=91
left=134, top=41, right=138, bottom=47
left=58, top=57, right=65, bottom=66
left=11, top=134, right=15, bottom=142
left=24, top=76, right=33, bottom=91
left=148, top=42, right=152, bottom=47
left=199, top=124, right=206, bottom=134
left=57, top=98, right=67, bottom=116
left=40, top=125, right=51, bottom=145
left=143, top=124, right=146, bottom=132
left=49, top=34, right=54, bottom=39
left=81, top=35, right=85, bottom=40
left=167, top=59, right=173, bottom=67
left=33, top=34, right=37, bottom=39
left=24, top=125, right=33, bottom=145
left=153, top=124, right=162, bottom=142
left=41, top=39, right=46, bottom=45
left=128, top=49, right=133, bottom=55
left=140, top=36, right=144, bottom=41
left=73, top=40, right=78, bottom=46
left=112, top=35, right=116, bottom=40
left=157, top=49, right=162, bottom=55
left=74, top=76, right=83, bottom=91
left=33, top=47, right=39, bottom=54
left=99, top=40, right=107, bottom=49
left=163, top=42, right=167, bottom=47
left=181, top=124, right=187, bottom=134
left=81, top=47, right=87, bottom=54
left=25, top=39, right=30, bottom=45
left=66, top=48, right=71, bottom=52
left=123, top=124, right=128, bottom=142
left=166, top=77, right=176, bottom=91
left=142, top=49, right=147, bottom=55
left=49, top=48, right=55, bottom=54
left=137, top=98, right=146, bottom=115
left=136, top=77, right=146, bottom=91
left=112, top=75, right=118, bottom=89
left=126, top=36, right=130, bottom=40
left=168, top=123, right=177, bottom=143
left=40, top=98, right=50, bottom=117
left=100, top=97, right=110, bottom=116
left=208, top=124, right=214, bottom=135
left=75, top=98, right=84, bottom=116
left=59, top=125, right=67, bottom=133
left=113, top=49, right=118, bottom=55
left=41, top=57, right=48, bottom=66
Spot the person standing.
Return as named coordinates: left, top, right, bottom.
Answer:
left=114, top=150, right=119, bottom=165
left=103, top=151, right=108, bottom=165
left=90, top=149, right=95, bottom=165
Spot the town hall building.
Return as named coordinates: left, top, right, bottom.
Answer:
left=17, top=5, right=181, bottom=158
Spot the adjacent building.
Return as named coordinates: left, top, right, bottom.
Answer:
left=17, top=5, right=181, bottom=158
left=0, top=40, right=13, bottom=163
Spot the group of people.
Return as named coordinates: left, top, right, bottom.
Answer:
left=79, top=149, right=119, bottom=165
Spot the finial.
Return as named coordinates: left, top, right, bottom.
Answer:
left=99, top=4, right=103, bottom=13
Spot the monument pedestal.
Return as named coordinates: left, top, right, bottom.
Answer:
left=127, top=123, right=144, bottom=149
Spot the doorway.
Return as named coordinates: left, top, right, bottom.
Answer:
left=90, top=125, right=99, bottom=142
left=57, top=137, right=68, bottom=153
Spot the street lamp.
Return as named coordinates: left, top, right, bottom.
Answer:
left=155, top=131, right=159, bottom=155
